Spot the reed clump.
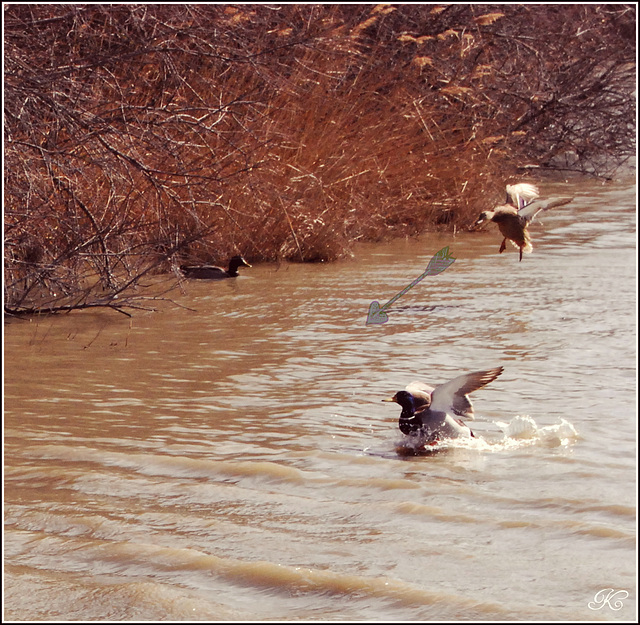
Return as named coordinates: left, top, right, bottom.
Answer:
left=4, top=4, right=635, bottom=314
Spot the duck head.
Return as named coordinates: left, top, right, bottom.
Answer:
left=472, top=210, right=493, bottom=229
left=229, top=255, right=251, bottom=270
left=383, top=390, right=415, bottom=409
left=383, top=390, right=423, bottom=435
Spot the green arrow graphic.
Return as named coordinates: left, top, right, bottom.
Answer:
left=366, top=246, right=455, bottom=325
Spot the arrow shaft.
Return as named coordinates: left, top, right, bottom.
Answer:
left=379, top=270, right=431, bottom=311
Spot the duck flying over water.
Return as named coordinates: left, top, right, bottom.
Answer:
left=474, top=183, right=573, bottom=261
left=180, top=255, right=251, bottom=280
left=383, top=367, right=504, bottom=441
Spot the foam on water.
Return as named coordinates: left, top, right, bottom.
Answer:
left=494, top=415, right=579, bottom=447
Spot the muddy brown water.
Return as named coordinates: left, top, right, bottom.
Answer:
left=4, top=177, right=636, bottom=621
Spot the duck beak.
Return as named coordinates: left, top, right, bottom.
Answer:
left=470, top=217, right=488, bottom=232
left=382, top=396, right=396, bottom=403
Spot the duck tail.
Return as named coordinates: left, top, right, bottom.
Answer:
left=508, top=237, right=532, bottom=254
left=521, top=229, right=532, bottom=254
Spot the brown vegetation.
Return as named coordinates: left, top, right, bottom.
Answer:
left=4, top=4, right=636, bottom=315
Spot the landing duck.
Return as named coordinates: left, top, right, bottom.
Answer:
left=383, top=367, right=504, bottom=441
left=180, top=255, right=251, bottom=280
left=473, top=183, right=573, bottom=261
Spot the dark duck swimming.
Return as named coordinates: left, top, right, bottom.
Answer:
left=384, top=367, right=504, bottom=442
left=473, top=183, right=573, bottom=261
left=180, top=255, right=251, bottom=280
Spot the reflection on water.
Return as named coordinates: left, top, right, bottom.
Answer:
left=4, top=177, right=637, bottom=621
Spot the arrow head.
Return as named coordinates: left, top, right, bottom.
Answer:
left=366, top=301, right=388, bottom=325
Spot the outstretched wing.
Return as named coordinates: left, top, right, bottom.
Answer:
left=506, top=183, right=540, bottom=210
left=518, top=197, right=574, bottom=223
left=429, top=367, right=504, bottom=419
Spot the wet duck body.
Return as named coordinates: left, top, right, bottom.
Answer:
left=384, top=367, right=504, bottom=442
left=180, top=255, right=251, bottom=279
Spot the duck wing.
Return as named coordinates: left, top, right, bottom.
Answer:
left=410, top=409, right=472, bottom=440
left=405, top=381, right=434, bottom=408
left=518, top=197, right=574, bottom=224
left=506, top=183, right=540, bottom=210
left=180, top=265, right=227, bottom=279
left=429, top=367, right=504, bottom=420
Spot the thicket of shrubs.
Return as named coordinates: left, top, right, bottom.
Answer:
left=4, top=4, right=635, bottom=314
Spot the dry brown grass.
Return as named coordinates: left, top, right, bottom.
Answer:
left=4, top=4, right=635, bottom=314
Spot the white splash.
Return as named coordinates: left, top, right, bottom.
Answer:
left=495, top=415, right=578, bottom=447
left=392, top=415, right=578, bottom=456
